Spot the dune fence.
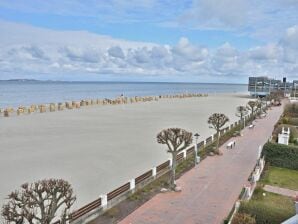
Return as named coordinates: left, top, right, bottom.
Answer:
left=0, top=93, right=208, bottom=118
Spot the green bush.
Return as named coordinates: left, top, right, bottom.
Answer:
left=239, top=200, right=293, bottom=224
left=284, top=103, right=298, bottom=117
left=282, top=117, right=289, bottom=124
left=288, top=117, right=298, bottom=126
left=262, top=142, right=298, bottom=170
left=104, top=207, right=119, bottom=218
left=231, top=213, right=256, bottom=224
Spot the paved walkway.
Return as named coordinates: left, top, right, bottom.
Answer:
left=116, top=105, right=284, bottom=224
left=264, top=185, right=298, bottom=198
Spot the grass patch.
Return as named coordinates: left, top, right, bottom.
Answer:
left=260, top=166, right=298, bottom=191
left=127, top=173, right=170, bottom=201
left=103, top=207, right=119, bottom=218
left=176, top=156, right=195, bottom=177
left=239, top=188, right=295, bottom=224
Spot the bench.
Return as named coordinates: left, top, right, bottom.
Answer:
left=249, top=124, right=255, bottom=129
left=227, top=141, right=235, bottom=149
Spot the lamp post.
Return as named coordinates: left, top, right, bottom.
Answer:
left=243, top=116, right=246, bottom=129
left=294, top=83, right=297, bottom=100
left=194, top=133, right=200, bottom=165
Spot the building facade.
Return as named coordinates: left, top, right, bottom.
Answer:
left=248, top=76, right=292, bottom=97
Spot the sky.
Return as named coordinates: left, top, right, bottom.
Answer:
left=0, top=0, right=298, bottom=83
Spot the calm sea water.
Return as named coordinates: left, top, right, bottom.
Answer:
left=0, top=81, right=248, bottom=108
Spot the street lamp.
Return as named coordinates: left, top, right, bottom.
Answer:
left=294, top=83, right=297, bottom=99
left=194, top=133, right=200, bottom=165
left=243, top=116, right=246, bottom=129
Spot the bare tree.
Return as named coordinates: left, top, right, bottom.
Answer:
left=264, top=95, right=272, bottom=108
left=208, top=113, right=229, bottom=153
left=157, top=128, right=192, bottom=190
left=270, top=91, right=283, bottom=105
left=236, top=106, right=248, bottom=129
left=257, top=98, right=267, bottom=115
left=247, top=100, right=258, bottom=118
left=1, top=179, right=76, bottom=224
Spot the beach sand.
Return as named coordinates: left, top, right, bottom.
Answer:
left=0, top=93, right=251, bottom=209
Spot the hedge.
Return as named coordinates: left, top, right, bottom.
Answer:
left=239, top=200, right=293, bottom=224
left=288, top=117, right=298, bottom=126
left=284, top=103, right=298, bottom=117
left=231, top=213, right=256, bottom=224
left=262, top=142, right=298, bottom=170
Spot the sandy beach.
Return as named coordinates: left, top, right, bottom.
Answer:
left=0, top=93, right=250, bottom=209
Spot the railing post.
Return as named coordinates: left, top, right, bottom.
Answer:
left=152, top=167, right=157, bottom=178
left=130, top=179, right=135, bottom=190
left=100, top=195, right=107, bottom=209
left=183, top=150, right=187, bottom=159
left=168, top=158, right=172, bottom=167
left=258, top=145, right=262, bottom=159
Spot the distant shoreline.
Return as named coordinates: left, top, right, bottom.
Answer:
left=0, top=82, right=248, bottom=108
left=0, top=79, right=248, bottom=85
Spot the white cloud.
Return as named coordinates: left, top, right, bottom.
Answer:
left=279, top=26, right=298, bottom=64
left=248, top=44, right=280, bottom=61
left=0, top=21, right=298, bottom=81
left=183, top=0, right=250, bottom=29
left=108, top=46, right=125, bottom=59
left=172, top=37, right=208, bottom=62
left=61, top=46, right=101, bottom=63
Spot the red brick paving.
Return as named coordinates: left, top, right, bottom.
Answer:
left=118, top=105, right=284, bottom=224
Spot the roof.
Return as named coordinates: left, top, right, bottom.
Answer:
left=282, top=214, right=298, bottom=224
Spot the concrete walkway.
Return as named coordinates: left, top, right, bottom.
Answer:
left=117, top=106, right=284, bottom=224
left=264, top=185, right=298, bottom=198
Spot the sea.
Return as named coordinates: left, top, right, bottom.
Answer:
left=0, top=81, right=248, bottom=108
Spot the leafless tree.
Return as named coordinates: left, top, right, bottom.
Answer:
left=236, top=106, right=248, bottom=129
left=247, top=100, right=258, bottom=118
left=208, top=113, right=229, bottom=152
left=257, top=98, right=267, bottom=115
left=157, top=128, right=192, bottom=190
left=264, top=95, right=272, bottom=108
left=270, top=91, right=283, bottom=105
left=1, top=179, right=76, bottom=224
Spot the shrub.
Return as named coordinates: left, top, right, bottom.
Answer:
left=231, top=213, right=256, bottom=224
left=288, top=117, right=298, bottom=126
left=104, top=207, right=119, bottom=218
left=284, top=103, right=298, bottom=117
left=239, top=200, right=293, bottom=224
left=282, top=117, right=289, bottom=124
left=262, top=142, right=298, bottom=170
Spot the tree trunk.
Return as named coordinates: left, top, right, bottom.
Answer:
left=170, top=153, right=177, bottom=190
left=216, top=131, right=220, bottom=152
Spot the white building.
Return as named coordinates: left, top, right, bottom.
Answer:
left=278, top=127, right=290, bottom=145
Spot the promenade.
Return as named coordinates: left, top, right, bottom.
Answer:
left=119, top=105, right=284, bottom=224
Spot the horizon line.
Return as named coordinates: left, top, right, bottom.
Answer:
left=0, top=79, right=248, bottom=85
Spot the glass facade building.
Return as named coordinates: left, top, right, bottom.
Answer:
left=248, top=76, right=292, bottom=97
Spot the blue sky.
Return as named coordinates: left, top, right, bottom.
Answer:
left=0, top=3, right=260, bottom=49
left=0, top=0, right=298, bottom=83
